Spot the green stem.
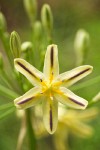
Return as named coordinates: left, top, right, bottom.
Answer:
left=0, top=84, right=19, bottom=99
left=1, top=70, right=22, bottom=94
left=71, top=75, right=100, bottom=91
left=0, top=107, right=15, bottom=120
left=26, top=109, right=37, bottom=150
left=0, top=31, right=13, bottom=67
left=0, top=74, right=13, bottom=89
left=0, top=102, right=14, bottom=111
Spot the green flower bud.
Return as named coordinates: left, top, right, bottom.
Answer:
left=0, top=53, right=3, bottom=70
left=23, top=0, right=37, bottom=23
left=41, top=4, right=53, bottom=34
left=92, top=92, right=100, bottom=103
left=33, top=21, right=42, bottom=40
left=10, top=31, right=21, bottom=58
left=0, top=12, right=7, bottom=32
left=21, top=41, right=33, bottom=52
left=74, top=29, right=90, bottom=66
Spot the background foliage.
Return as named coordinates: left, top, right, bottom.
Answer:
left=0, top=0, right=100, bottom=150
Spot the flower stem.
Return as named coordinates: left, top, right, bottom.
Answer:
left=0, top=31, right=13, bottom=67
left=0, top=84, right=19, bottom=99
left=0, top=107, right=15, bottom=120
left=26, top=109, right=37, bottom=150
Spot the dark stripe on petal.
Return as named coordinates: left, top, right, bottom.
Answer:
left=17, top=97, right=33, bottom=105
left=50, top=105, right=53, bottom=131
left=68, top=97, right=85, bottom=106
left=40, top=79, right=43, bottom=82
left=50, top=46, right=54, bottom=68
left=68, top=68, right=90, bottom=81
left=17, top=61, right=38, bottom=79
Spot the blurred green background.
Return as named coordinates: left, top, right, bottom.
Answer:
left=0, top=0, right=100, bottom=150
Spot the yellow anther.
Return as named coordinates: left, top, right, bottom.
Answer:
left=53, top=81, right=62, bottom=87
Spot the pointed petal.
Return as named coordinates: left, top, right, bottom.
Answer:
left=14, top=58, right=45, bottom=86
left=43, top=44, right=59, bottom=81
left=77, top=108, right=98, bottom=121
left=54, top=65, right=93, bottom=87
left=14, top=87, right=43, bottom=109
left=54, top=87, right=88, bottom=109
left=42, top=96, right=58, bottom=134
left=63, top=119, right=93, bottom=138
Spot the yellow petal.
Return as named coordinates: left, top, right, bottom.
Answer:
left=77, top=107, right=98, bottom=121
left=43, top=44, right=59, bottom=81
left=42, top=96, right=58, bottom=134
left=54, top=65, right=93, bottom=87
left=54, top=87, right=88, bottom=109
left=14, top=87, right=43, bottom=109
left=63, top=119, right=93, bottom=138
left=14, top=58, right=45, bottom=86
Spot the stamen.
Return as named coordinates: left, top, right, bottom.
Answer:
left=49, top=72, right=53, bottom=82
left=53, top=81, right=62, bottom=87
left=54, top=89, right=85, bottom=106
left=53, top=89, right=63, bottom=95
left=41, top=81, right=48, bottom=88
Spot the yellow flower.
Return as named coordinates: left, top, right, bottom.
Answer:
left=14, top=44, right=93, bottom=134
left=53, top=107, right=98, bottom=150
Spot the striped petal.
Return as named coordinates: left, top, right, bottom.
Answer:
left=54, top=87, right=88, bottom=109
left=42, top=96, right=58, bottom=134
left=14, top=87, right=43, bottom=109
left=43, top=44, right=59, bottom=81
left=54, top=65, right=93, bottom=87
left=14, top=58, right=45, bottom=86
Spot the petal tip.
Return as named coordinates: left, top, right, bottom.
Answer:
left=46, top=125, right=57, bottom=134
left=14, top=58, right=21, bottom=67
left=49, top=129, right=56, bottom=134
left=47, top=44, right=58, bottom=51
left=14, top=99, right=21, bottom=109
left=88, top=65, right=93, bottom=71
left=85, top=65, right=93, bottom=72
left=14, top=58, right=20, bottom=63
left=81, top=100, right=88, bottom=110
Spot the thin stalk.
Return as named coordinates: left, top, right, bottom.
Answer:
left=0, top=102, right=14, bottom=111
left=16, top=116, right=26, bottom=150
left=0, top=67, right=24, bottom=95
left=0, top=74, right=13, bottom=89
left=0, top=84, right=19, bottom=99
left=26, top=109, right=37, bottom=150
left=0, top=107, right=15, bottom=120
left=0, top=31, right=13, bottom=67
left=1, top=70, right=22, bottom=93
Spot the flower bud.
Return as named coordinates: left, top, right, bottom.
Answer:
left=0, top=12, right=7, bottom=33
left=92, top=92, right=100, bottom=103
left=21, top=41, right=33, bottom=52
left=23, top=0, right=37, bottom=23
left=33, top=21, right=42, bottom=40
left=10, top=31, right=21, bottom=58
left=74, top=29, right=90, bottom=66
left=41, top=4, right=53, bottom=34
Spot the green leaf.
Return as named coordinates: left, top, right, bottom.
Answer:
left=0, top=107, right=15, bottom=120
left=0, top=102, right=14, bottom=111
left=0, top=84, right=19, bottom=99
